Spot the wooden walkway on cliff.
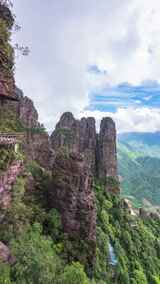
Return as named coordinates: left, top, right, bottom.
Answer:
left=0, top=133, right=25, bottom=145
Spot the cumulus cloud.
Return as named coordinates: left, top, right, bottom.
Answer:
left=12, top=0, right=160, bottom=132
left=80, top=107, right=160, bottom=133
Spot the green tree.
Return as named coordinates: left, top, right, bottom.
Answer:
left=131, top=270, right=148, bottom=284
left=11, top=223, right=61, bottom=284
left=60, top=262, right=90, bottom=284
left=0, top=263, right=13, bottom=284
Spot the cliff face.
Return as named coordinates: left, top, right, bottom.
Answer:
left=98, top=117, right=117, bottom=179
left=0, top=1, right=120, bottom=275
left=16, top=88, right=39, bottom=129
left=0, top=161, right=23, bottom=209
left=48, top=151, right=96, bottom=263
left=0, top=2, right=15, bottom=99
left=0, top=88, right=53, bottom=170
left=51, top=112, right=97, bottom=175
left=48, top=112, right=118, bottom=262
left=51, top=112, right=117, bottom=181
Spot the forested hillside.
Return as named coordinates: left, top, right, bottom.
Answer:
left=118, top=132, right=160, bottom=207
left=1, top=2, right=160, bottom=283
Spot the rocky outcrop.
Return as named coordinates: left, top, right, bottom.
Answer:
left=48, top=151, right=96, bottom=263
left=51, top=112, right=118, bottom=182
left=23, top=132, right=54, bottom=170
left=0, top=161, right=23, bottom=209
left=139, top=208, right=160, bottom=220
left=98, top=117, right=117, bottom=179
left=0, top=241, right=15, bottom=264
left=121, top=199, right=138, bottom=216
left=16, top=88, right=39, bottom=129
left=0, top=88, right=53, bottom=169
left=51, top=112, right=97, bottom=175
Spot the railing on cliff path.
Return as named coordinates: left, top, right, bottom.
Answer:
left=0, top=133, right=25, bottom=145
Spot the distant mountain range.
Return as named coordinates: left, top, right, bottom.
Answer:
left=118, top=132, right=160, bottom=207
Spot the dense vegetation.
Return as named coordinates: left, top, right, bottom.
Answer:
left=0, top=160, right=160, bottom=283
left=0, top=110, right=24, bottom=132
left=118, top=132, right=160, bottom=207
left=1, top=3, right=160, bottom=283
left=0, top=161, right=92, bottom=284
left=93, top=182, right=160, bottom=283
left=0, top=147, right=16, bottom=172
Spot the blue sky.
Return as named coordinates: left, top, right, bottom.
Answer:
left=87, top=78, right=160, bottom=112
left=13, top=0, right=160, bottom=133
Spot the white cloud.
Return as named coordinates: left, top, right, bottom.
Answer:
left=80, top=107, right=160, bottom=133
left=12, top=0, right=160, bottom=132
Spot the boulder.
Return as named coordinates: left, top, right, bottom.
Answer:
left=0, top=241, right=15, bottom=264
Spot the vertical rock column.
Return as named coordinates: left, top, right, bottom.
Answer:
left=48, top=151, right=96, bottom=265
left=51, top=112, right=97, bottom=174
left=98, top=117, right=117, bottom=180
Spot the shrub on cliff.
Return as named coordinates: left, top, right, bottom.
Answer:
left=11, top=223, right=62, bottom=284
left=59, top=262, right=90, bottom=284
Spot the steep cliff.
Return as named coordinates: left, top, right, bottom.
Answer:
left=51, top=112, right=118, bottom=182
left=0, top=1, right=15, bottom=100
left=98, top=117, right=117, bottom=179
left=48, top=112, right=119, bottom=266
left=51, top=112, right=97, bottom=175
left=0, top=87, right=53, bottom=170
left=48, top=151, right=96, bottom=265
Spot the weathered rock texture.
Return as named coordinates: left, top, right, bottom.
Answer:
left=51, top=112, right=117, bottom=181
left=23, top=131, right=54, bottom=170
left=0, top=88, right=53, bottom=169
left=0, top=241, right=15, bottom=264
left=16, top=89, right=39, bottom=129
left=48, top=151, right=96, bottom=263
left=98, top=117, right=117, bottom=179
left=51, top=112, right=97, bottom=175
left=139, top=208, right=160, bottom=220
left=0, top=160, right=23, bottom=209
left=49, top=113, right=118, bottom=263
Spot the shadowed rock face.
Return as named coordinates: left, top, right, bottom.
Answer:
left=48, top=151, right=96, bottom=262
left=17, top=89, right=54, bottom=170
left=49, top=112, right=118, bottom=265
left=51, top=112, right=117, bottom=181
left=51, top=112, right=97, bottom=175
left=0, top=88, right=53, bottom=170
left=0, top=161, right=23, bottom=209
left=98, top=117, right=117, bottom=179
left=17, top=91, right=39, bottom=129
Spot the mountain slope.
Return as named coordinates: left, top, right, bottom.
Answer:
left=118, top=132, right=160, bottom=207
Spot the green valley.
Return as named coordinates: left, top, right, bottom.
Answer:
left=118, top=132, right=160, bottom=207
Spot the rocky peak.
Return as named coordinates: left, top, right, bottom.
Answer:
left=98, top=117, right=117, bottom=180
left=57, top=112, right=75, bottom=129
left=0, top=88, right=53, bottom=170
left=51, top=112, right=97, bottom=174
left=51, top=112, right=118, bottom=183
left=16, top=88, right=39, bottom=129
